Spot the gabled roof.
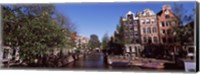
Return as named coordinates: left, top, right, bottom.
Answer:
left=138, top=8, right=156, bottom=17
left=127, top=11, right=133, bottom=15
left=157, top=10, right=163, bottom=16
left=156, top=10, right=179, bottom=20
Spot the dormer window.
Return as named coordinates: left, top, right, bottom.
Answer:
left=165, top=15, right=170, bottom=19
left=127, top=15, right=133, bottom=20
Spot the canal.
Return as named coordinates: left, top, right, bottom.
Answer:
left=63, top=52, right=142, bottom=71
left=7, top=51, right=183, bottom=72
left=63, top=52, right=108, bottom=70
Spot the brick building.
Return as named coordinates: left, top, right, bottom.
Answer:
left=157, top=5, right=179, bottom=44
left=114, top=5, right=180, bottom=58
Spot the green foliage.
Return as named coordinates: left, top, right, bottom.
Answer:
left=114, top=18, right=126, bottom=45
left=2, top=5, right=76, bottom=64
left=173, top=21, right=194, bottom=45
left=88, top=34, right=101, bottom=49
left=101, top=33, right=109, bottom=49
left=172, top=3, right=194, bottom=45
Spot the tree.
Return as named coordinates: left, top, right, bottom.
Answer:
left=107, top=36, right=124, bottom=55
left=88, top=34, right=101, bottom=50
left=172, top=3, right=195, bottom=45
left=2, top=5, right=76, bottom=65
left=112, top=17, right=126, bottom=48
left=115, top=24, right=125, bottom=45
left=54, top=13, right=77, bottom=32
left=172, top=3, right=195, bottom=59
left=101, top=33, right=109, bottom=49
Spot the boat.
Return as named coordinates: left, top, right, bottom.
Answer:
left=141, top=63, right=164, bottom=69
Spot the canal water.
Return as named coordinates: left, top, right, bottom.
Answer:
left=63, top=52, right=108, bottom=70
left=63, top=52, right=142, bottom=71
left=7, top=51, right=183, bottom=72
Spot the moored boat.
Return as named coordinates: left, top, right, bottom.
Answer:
left=141, top=63, right=164, bottom=69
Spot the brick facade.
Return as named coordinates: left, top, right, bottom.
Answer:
left=157, top=5, right=179, bottom=44
left=115, top=5, right=179, bottom=57
left=118, top=5, right=178, bottom=45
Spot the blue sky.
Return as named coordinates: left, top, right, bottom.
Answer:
left=55, top=2, right=196, bottom=41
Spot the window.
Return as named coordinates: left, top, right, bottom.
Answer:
left=143, top=28, right=146, bottom=33
left=162, top=37, right=166, bottom=43
left=162, top=30, right=165, bottom=34
left=154, top=37, right=158, bottom=43
left=128, top=14, right=133, bottom=20
left=151, top=19, right=155, bottom=24
left=143, top=37, right=147, bottom=43
left=148, top=37, right=152, bottom=44
left=142, top=21, right=145, bottom=24
left=151, top=21, right=154, bottom=24
left=134, top=46, right=137, bottom=52
left=167, top=29, right=171, bottom=35
left=130, top=21, right=133, bottom=24
left=147, top=27, right=151, bottom=33
left=146, top=19, right=150, bottom=24
left=153, top=27, right=157, bottom=33
left=134, top=27, right=138, bottom=31
left=3, top=49, right=9, bottom=59
left=161, top=22, right=165, bottom=27
left=141, top=20, right=145, bottom=24
left=166, top=21, right=170, bottom=26
left=165, top=15, right=170, bottom=19
left=134, top=21, right=138, bottom=25
left=129, top=46, right=132, bottom=52
left=136, top=39, right=139, bottom=43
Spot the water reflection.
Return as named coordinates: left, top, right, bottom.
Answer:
left=64, top=52, right=109, bottom=70
left=63, top=52, right=143, bottom=70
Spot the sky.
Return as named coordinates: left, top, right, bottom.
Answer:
left=55, top=2, right=196, bottom=41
